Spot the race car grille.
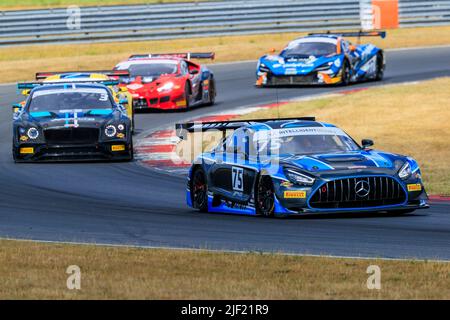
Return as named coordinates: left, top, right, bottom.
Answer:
left=133, top=98, right=159, bottom=108
left=309, top=177, right=406, bottom=209
left=270, top=74, right=317, bottom=85
left=44, top=128, right=99, bottom=145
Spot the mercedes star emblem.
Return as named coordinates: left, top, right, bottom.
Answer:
left=355, top=180, right=371, bottom=197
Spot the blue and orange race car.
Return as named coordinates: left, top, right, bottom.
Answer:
left=177, top=117, right=428, bottom=217
left=256, top=31, right=386, bottom=86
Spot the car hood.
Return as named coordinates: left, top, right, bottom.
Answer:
left=279, top=150, right=406, bottom=176
left=24, top=109, right=116, bottom=129
left=122, top=75, right=176, bottom=95
left=259, top=54, right=343, bottom=76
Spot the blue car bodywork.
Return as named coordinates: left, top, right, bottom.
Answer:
left=177, top=118, right=429, bottom=217
left=256, top=31, right=386, bottom=86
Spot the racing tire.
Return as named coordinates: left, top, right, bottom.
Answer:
left=205, top=78, right=216, bottom=106
left=255, top=175, right=275, bottom=217
left=125, top=139, right=134, bottom=162
left=340, top=60, right=351, bottom=86
left=375, top=53, right=384, bottom=81
left=12, top=145, right=19, bottom=163
left=183, top=82, right=191, bottom=111
left=131, top=110, right=136, bottom=135
left=191, top=167, right=208, bottom=212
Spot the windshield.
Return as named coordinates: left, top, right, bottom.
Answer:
left=282, top=42, right=336, bottom=58
left=120, top=63, right=178, bottom=77
left=28, top=88, right=113, bottom=112
left=252, top=127, right=360, bottom=156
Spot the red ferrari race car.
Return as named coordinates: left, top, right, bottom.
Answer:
left=114, top=53, right=216, bottom=111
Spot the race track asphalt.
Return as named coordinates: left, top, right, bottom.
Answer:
left=0, top=46, right=449, bottom=260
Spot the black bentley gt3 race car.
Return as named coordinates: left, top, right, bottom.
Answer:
left=12, top=83, right=133, bottom=162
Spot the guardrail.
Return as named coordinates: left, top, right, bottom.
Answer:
left=399, top=0, right=450, bottom=27
left=0, top=0, right=448, bottom=47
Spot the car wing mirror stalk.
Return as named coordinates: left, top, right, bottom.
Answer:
left=362, top=139, right=374, bottom=149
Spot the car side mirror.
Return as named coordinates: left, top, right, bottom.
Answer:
left=362, top=139, right=374, bottom=149
left=349, top=45, right=357, bottom=52
left=189, top=69, right=199, bottom=75
left=21, top=89, right=31, bottom=96
left=119, top=87, right=128, bottom=92
left=12, top=104, right=22, bottom=113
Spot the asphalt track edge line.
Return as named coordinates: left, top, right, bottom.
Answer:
left=1, top=44, right=450, bottom=88
left=2, top=237, right=448, bottom=263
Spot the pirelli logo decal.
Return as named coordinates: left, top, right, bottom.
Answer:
left=19, top=147, right=34, bottom=154
left=111, top=145, right=125, bottom=152
left=284, top=191, right=307, bottom=199
left=407, top=184, right=422, bottom=192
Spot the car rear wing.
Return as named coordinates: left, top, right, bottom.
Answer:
left=308, top=31, right=386, bottom=39
left=35, top=70, right=130, bottom=80
left=128, top=52, right=215, bottom=61
left=176, top=117, right=316, bottom=139
left=17, top=80, right=119, bottom=91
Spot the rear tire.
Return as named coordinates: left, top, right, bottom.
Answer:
left=255, top=175, right=275, bottom=217
left=191, top=168, right=208, bottom=212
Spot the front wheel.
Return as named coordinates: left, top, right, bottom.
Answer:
left=131, top=110, right=136, bottom=135
left=340, top=60, right=351, bottom=86
left=125, top=139, right=134, bottom=162
left=191, top=168, right=208, bottom=212
left=255, top=175, right=275, bottom=217
left=205, top=79, right=216, bottom=106
left=183, top=82, right=191, bottom=111
left=375, top=53, right=384, bottom=81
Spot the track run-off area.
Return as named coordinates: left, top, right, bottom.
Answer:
left=0, top=46, right=450, bottom=260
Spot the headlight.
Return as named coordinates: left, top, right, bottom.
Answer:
left=315, top=61, right=333, bottom=71
left=259, top=63, right=270, bottom=72
left=157, top=82, right=174, bottom=93
left=284, top=168, right=315, bottom=186
left=398, top=162, right=412, bottom=180
left=27, top=127, right=39, bottom=140
left=105, top=125, right=117, bottom=138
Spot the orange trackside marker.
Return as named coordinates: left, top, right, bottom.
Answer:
left=372, top=0, right=399, bottom=29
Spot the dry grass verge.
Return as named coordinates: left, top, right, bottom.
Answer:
left=0, top=0, right=202, bottom=10
left=234, top=78, right=450, bottom=195
left=1, top=26, right=450, bottom=83
left=0, top=239, right=449, bottom=299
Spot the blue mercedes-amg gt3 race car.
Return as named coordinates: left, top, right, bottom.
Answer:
left=256, top=31, right=386, bottom=86
left=177, top=117, right=429, bottom=217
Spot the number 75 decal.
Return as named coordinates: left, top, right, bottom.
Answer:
left=232, top=167, right=244, bottom=192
